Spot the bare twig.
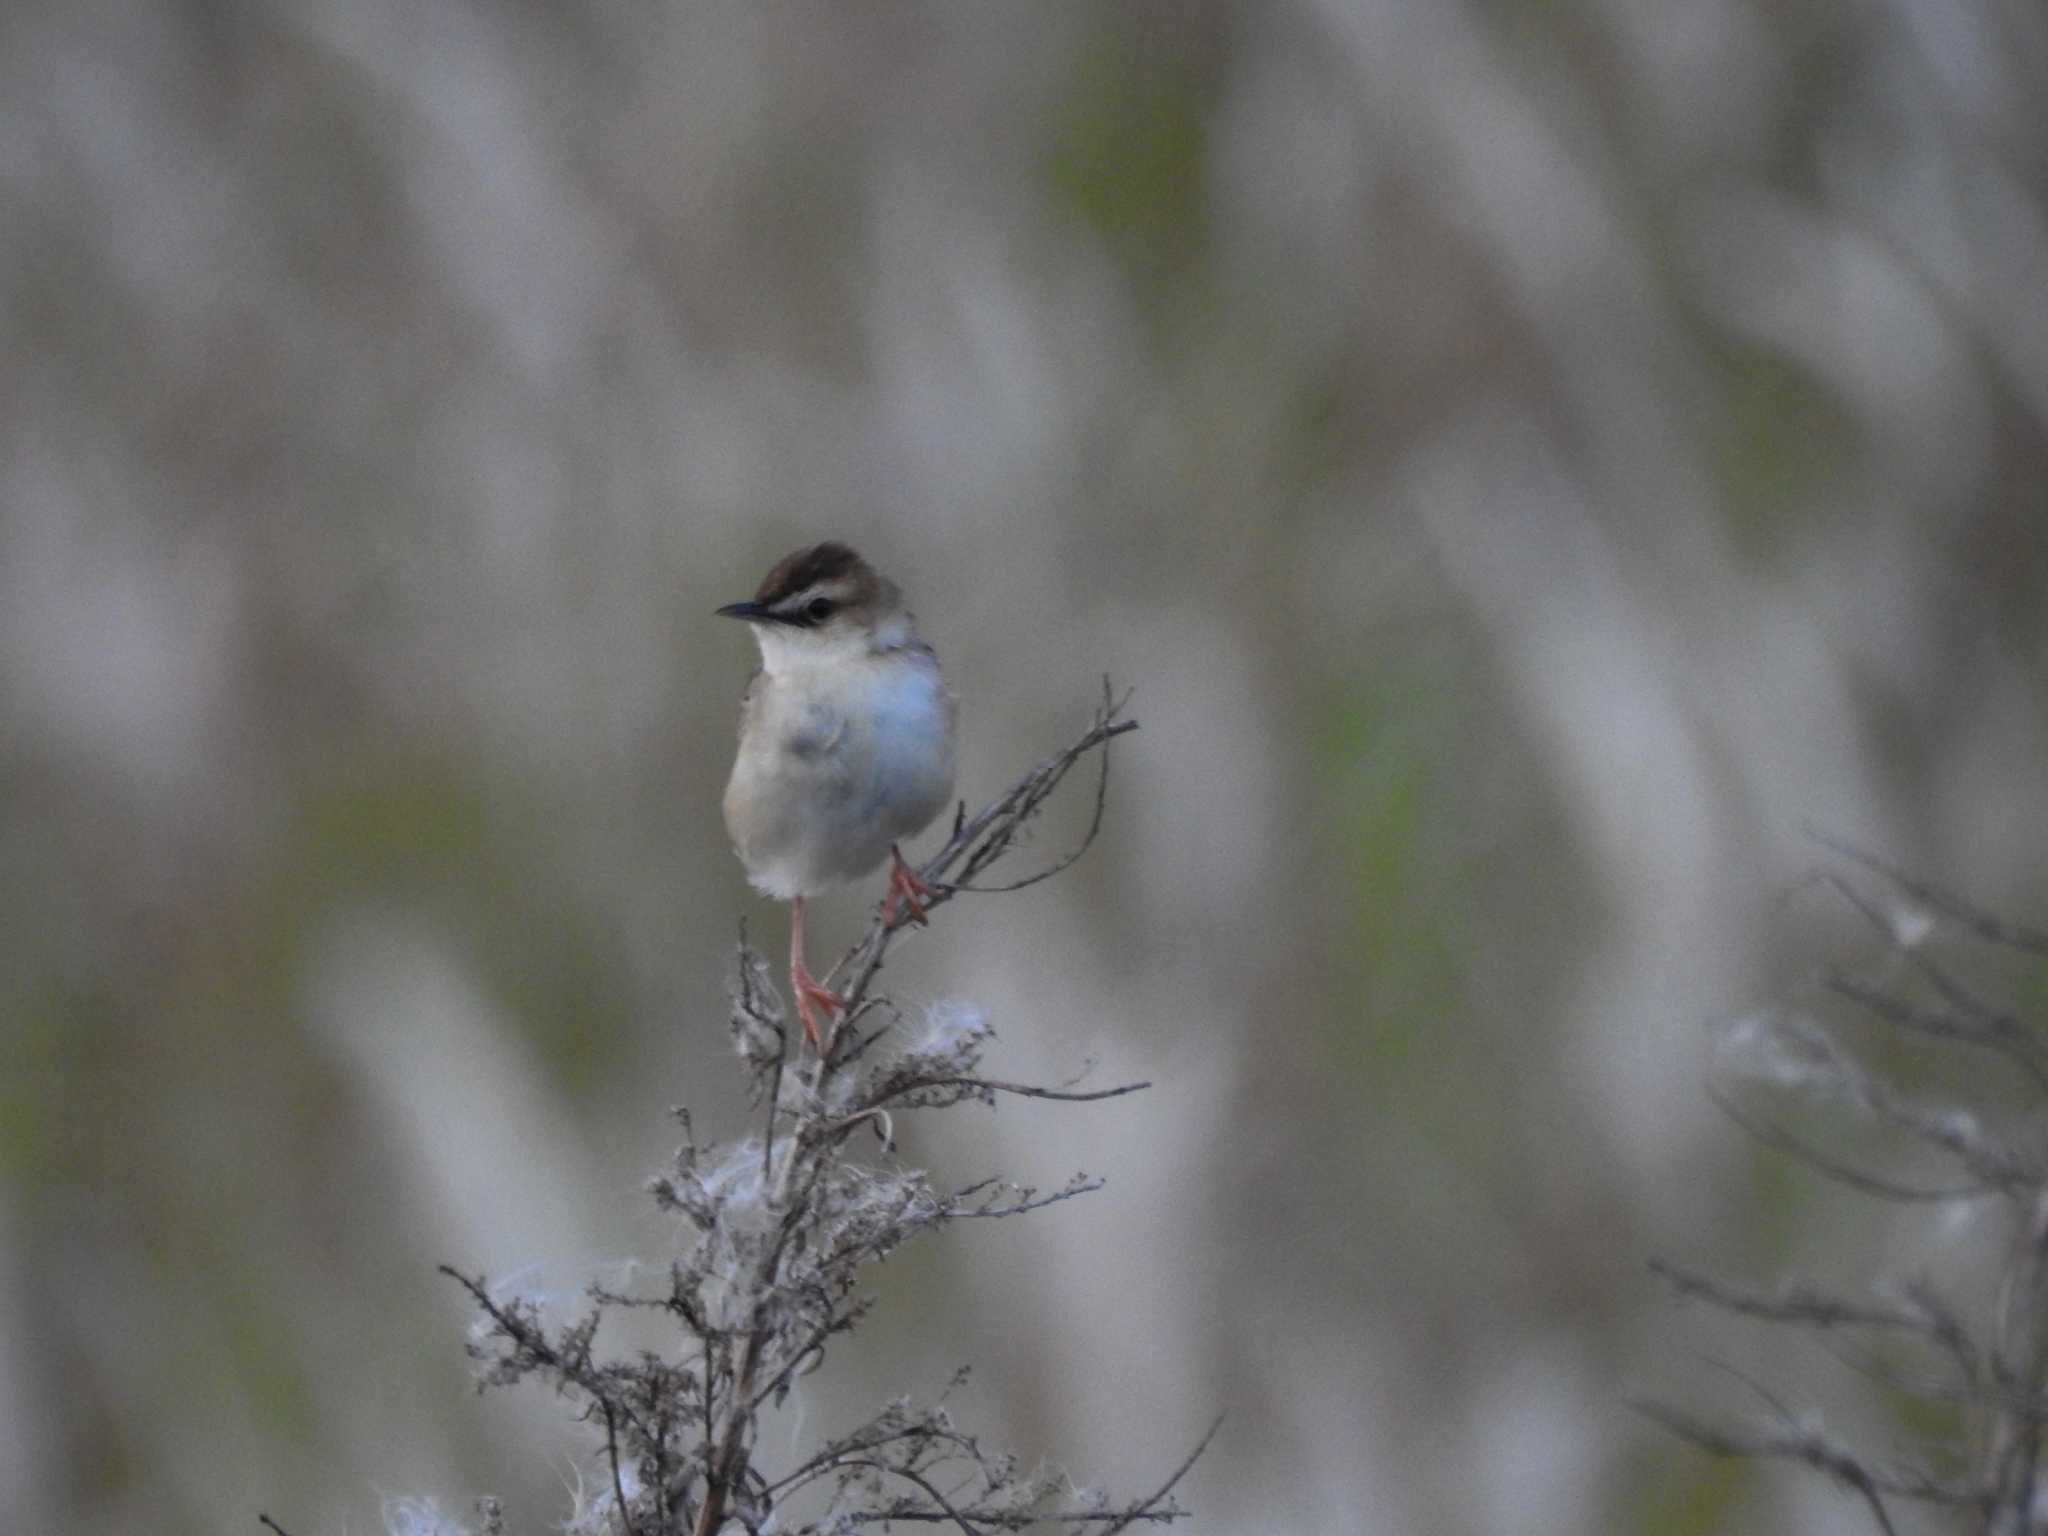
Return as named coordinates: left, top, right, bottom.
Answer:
left=1651, top=1259, right=1974, bottom=1354
left=841, top=1517, right=1187, bottom=1528
left=843, top=1520, right=1183, bottom=1529
left=1692, top=1353, right=1805, bottom=1435
left=838, top=1460, right=989, bottom=1534
left=876, top=1075, right=1152, bottom=1108
left=945, top=680, right=1129, bottom=896
left=1817, top=965, right=2048, bottom=1096
left=1799, top=863, right=2020, bottom=1054
left=1806, top=829, right=2048, bottom=959
left=604, top=1398, right=643, bottom=1536
left=1656, top=850, right=2048, bottom=1533
left=819, top=1413, right=1220, bottom=1532
left=1101, top=1413, right=1225, bottom=1536
left=1632, top=1399, right=1979, bottom=1514
left=946, top=1173, right=1107, bottom=1218
left=1704, top=1082, right=1991, bottom=1204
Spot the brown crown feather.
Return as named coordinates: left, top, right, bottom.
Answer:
left=753, top=542, right=877, bottom=605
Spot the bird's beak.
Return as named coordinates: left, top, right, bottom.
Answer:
left=715, top=600, right=777, bottom=623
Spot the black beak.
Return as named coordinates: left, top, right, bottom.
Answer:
left=715, top=600, right=781, bottom=623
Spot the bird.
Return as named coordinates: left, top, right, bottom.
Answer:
left=718, top=542, right=957, bottom=1051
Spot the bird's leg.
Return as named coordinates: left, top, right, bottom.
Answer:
left=879, top=844, right=936, bottom=929
left=788, top=894, right=845, bottom=1051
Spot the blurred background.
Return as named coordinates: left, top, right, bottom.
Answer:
left=5, top=1, right=2048, bottom=1532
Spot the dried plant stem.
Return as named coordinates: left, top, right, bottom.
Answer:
left=1644, top=840, right=2048, bottom=1535
left=435, top=685, right=1213, bottom=1536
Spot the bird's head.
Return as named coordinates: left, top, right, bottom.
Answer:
left=716, top=542, right=914, bottom=669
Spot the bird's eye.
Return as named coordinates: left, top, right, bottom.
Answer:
left=805, top=597, right=835, bottom=623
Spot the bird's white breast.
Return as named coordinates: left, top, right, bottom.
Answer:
left=723, top=647, right=955, bottom=899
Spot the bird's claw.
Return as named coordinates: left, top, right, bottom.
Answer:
left=880, top=846, right=936, bottom=929
left=791, top=959, right=846, bottom=1051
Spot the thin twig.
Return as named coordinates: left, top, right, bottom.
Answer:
left=842, top=1511, right=1189, bottom=1528
left=1651, top=1259, right=1972, bottom=1348
left=602, top=1399, right=642, bottom=1536
left=1801, top=865, right=2016, bottom=1048
left=1101, top=1413, right=1225, bottom=1536
left=1811, top=1333, right=2014, bottom=1417
left=840, top=1460, right=989, bottom=1534
left=948, top=681, right=1126, bottom=895
left=1817, top=966, right=2048, bottom=1096
left=1659, top=851, right=2048, bottom=1531
left=1631, top=1399, right=1980, bottom=1509
left=258, top=1517, right=295, bottom=1536
left=1705, top=1083, right=1993, bottom=1204
left=821, top=1416, right=1214, bottom=1530
left=879, top=1075, right=1152, bottom=1107
left=764, top=1420, right=986, bottom=1500
left=1694, top=1353, right=1803, bottom=1432
left=947, top=1176, right=1107, bottom=1218
left=733, top=917, right=788, bottom=1185
left=1806, top=828, right=2048, bottom=958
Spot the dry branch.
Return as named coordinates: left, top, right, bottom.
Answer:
left=1646, top=842, right=2048, bottom=1535
left=434, top=688, right=1217, bottom=1536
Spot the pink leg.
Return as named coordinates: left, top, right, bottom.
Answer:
left=789, top=894, right=845, bottom=1051
left=879, top=845, right=937, bottom=929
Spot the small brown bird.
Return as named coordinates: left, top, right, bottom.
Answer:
left=718, top=543, right=957, bottom=1049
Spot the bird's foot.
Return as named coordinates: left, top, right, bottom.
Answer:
left=791, top=957, right=846, bottom=1051
left=879, top=845, right=937, bottom=929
